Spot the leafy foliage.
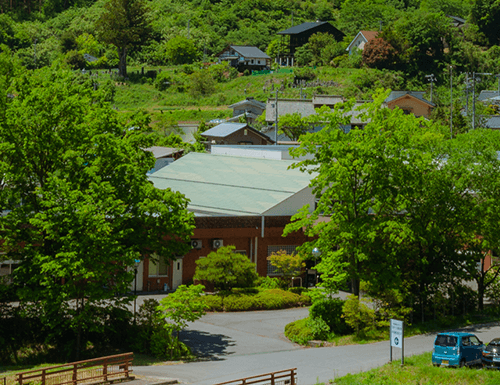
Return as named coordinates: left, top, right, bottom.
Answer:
left=194, top=245, right=259, bottom=293
left=267, top=249, right=305, bottom=286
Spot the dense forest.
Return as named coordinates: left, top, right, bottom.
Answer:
left=0, top=0, right=499, bottom=82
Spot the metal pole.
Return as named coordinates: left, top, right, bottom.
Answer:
left=401, top=322, right=405, bottom=366
left=450, top=66, right=453, bottom=139
left=472, top=73, right=476, bottom=130
left=275, top=89, right=278, bottom=145
left=134, top=267, right=137, bottom=324
left=465, top=73, right=469, bottom=117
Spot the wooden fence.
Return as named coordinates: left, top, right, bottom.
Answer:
left=12, top=352, right=133, bottom=385
left=214, top=368, right=297, bottom=385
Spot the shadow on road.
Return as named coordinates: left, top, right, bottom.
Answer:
left=180, top=330, right=236, bottom=360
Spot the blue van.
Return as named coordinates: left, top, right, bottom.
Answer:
left=432, top=332, right=484, bottom=367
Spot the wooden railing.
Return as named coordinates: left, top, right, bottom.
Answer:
left=214, top=368, right=297, bottom=385
left=14, top=353, right=133, bottom=385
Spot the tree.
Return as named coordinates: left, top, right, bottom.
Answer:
left=284, top=91, right=449, bottom=297
left=96, top=0, right=151, bottom=77
left=164, top=36, right=198, bottom=65
left=0, top=61, right=194, bottom=360
left=157, top=284, right=207, bottom=338
left=267, top=250, right=305, bottom=287
left=279, top=113, right=311, bottom=141
left=194, top=245, right=258, bottom=293
left=362, top=37, right=398, bottom=70
left=470, top=0, right=500, bottom=46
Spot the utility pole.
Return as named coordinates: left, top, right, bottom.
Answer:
left=449, top=66, right=453, bottom=139
left=425, top=74, right=436, bottom=102
left=275, top=89, right=278, bottom=145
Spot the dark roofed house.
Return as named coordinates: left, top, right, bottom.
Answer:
left=227, top=97, right=266, bottom=125
left=277, top=21, right=344, bottom=66
left=478, top=90, right=500, bottom=104
left=217, top=46, right=271, bottom=72
left=385, top=91, right=435, bottom=118
left=201, top=122, right=274, bottom=148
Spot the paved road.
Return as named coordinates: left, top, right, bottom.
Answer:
left=132, top=297, right=500, bottom=385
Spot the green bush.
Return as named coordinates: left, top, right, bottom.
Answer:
left=289, top=287, right=307, bottom=295
left=154, top=71, right=172, bottom=91
left=258, top=276, right=282, bottom=289
left=284, top=317, right=314, bottom=344
left=310, top=298, right=351, bottom=335
left=307, top=316, right=330, bottom=340
left=202, top=289, right=311, bottom=312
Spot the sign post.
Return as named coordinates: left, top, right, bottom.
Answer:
left=390, top=319, right=404, bottom=366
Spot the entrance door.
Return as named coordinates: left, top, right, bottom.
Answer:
left=172, top=258, right=183, bottom=290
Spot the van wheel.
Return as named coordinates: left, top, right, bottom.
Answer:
left=460, top=359, right=466, bottom=368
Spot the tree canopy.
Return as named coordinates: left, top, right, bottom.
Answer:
left=0, top=56, right=194, bottom=359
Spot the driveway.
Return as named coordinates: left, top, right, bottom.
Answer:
left=132, top=301, right=500, bottom=385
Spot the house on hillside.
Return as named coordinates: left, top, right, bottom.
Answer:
left=264, top=95, right=371, bottom=142
left=201, top=122, right=274, bottom=147
left=217, top=46, right=271, bottom=72
left=478, top=90, right=500, bottom=105
left=276, top=21, right=344, bottom=66
left=134, top=150, right=317, bottom=291
left=227, top=97, right=266, bottom=124
left=385, top=91, right=435, bottom=118
left=346, top=31, right=379, bottom=55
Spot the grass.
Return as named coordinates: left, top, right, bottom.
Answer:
left=329, top=352, right=500, bottom=385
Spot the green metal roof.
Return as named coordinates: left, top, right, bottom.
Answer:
left=148, top=153, right=314, bottom=216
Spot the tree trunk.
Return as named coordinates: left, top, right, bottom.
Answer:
left=118, top=46, right=127, bottom=78
left=352, top=277, right=360, bottom=297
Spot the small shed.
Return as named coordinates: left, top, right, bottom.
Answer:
left=201, top=123, right=274, bottom=147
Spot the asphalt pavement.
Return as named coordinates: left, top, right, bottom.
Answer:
left=131, top=295, right=500, bottom=385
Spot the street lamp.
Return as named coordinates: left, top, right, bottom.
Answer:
left=133, top=259, right=141, bottom=324
left=312, top=247, right=321, bottom=286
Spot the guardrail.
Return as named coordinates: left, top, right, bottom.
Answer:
left=14, top=352, right=133, bottom=385
left=214, top=368, right=297, bottom=385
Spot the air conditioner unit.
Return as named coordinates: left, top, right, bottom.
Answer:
left=191, top=239, right=202, bottom=249
left=212, top=239, right=223, bottom=249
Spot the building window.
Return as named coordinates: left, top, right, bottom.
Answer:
left=267, top=245, right=297, bottom=275
left=149, top=253, right=168, bottom=277
left=244, top=129, right=248, bottom=135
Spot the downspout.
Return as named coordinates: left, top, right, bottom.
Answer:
left=261, top=215, right=265, bottom=238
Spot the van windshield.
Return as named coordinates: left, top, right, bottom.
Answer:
left=435, top=335, right=458, bottom=347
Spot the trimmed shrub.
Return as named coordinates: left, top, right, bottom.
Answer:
left=284, top=317, right=314, bottom=344
left=202, top=289, right=311, bottom=312
left=310, top=298, right=351, bottom=335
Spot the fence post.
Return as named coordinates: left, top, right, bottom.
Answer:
left=18, top=373, right=23, bottom=385
left=73, top=364, right=78, bottom=385
left=290, top=369, right=295, bottom=385
left=42, top=369, right=46, bottom=385
left=104, top=363, right=108, bottom=382
left=271, top=372, right=275, bottom=385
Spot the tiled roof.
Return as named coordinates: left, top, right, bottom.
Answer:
left=228, top=97, right=266, bottom=110
left=478, top=90, right=500, bottom=102
left=201, top=123, right=272, bottom=142
left=386, top=91, right=435, bottom=107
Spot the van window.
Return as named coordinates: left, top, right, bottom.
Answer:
left=435, top=335, right=457, bottom=347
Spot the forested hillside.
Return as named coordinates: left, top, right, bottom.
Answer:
left=0, top=0, right=498, bottom=77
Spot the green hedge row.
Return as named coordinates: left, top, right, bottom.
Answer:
left=203, top=289, right=311, bottom=312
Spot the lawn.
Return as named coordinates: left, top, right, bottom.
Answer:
left=330, top=352, right=500, bottom=385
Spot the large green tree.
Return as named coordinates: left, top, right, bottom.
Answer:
left=0, top=59, right=194, bottom=359
left=96, top=0, right=151, bottom=77
left=284, top=91, right=462, bottom=297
